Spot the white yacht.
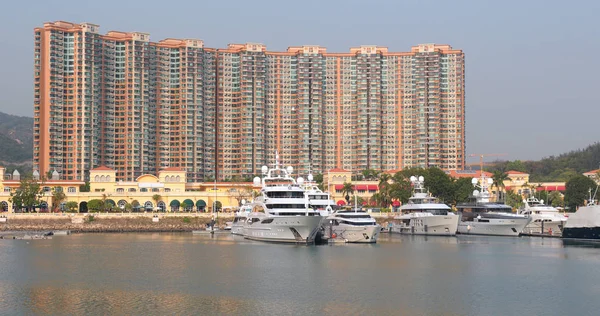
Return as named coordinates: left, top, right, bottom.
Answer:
left=456, top=176, right=531, bottom=236
left=519, top=196, right=567, bottom=235
left=303, top=173, right=337, bottom=216
left=230, top=203, right=252, bottom=236
left=391, top=176, right=459, bottom=236
left=323, top=208, right=381, bottom=243
left=242, top=153, right=324, bottom=244
left=562, top=188, right=600, bottom=241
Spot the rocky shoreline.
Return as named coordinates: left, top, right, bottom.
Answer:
left=0, top=216, right=232, bottom=233
left=0, top=214, right=394, bottom=234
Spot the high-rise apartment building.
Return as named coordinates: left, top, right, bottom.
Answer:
left=34, top=21, right=464, bottom=182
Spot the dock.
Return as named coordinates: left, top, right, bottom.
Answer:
left=521, top=232, right=562, bottom=238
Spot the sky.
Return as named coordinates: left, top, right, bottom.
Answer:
left=0, top=0, right=598, bottom=162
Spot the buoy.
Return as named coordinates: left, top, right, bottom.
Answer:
left=331, top=233, right=337, bottom=238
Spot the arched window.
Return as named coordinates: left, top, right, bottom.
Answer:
left=106, top=176, right=111, bottom=182
left=164, top=188, right=171, bottom=193
left=129, top=188, right=137, bottom=192
left=95, top=175, right=100, bottom=182
left=100, top=175, right=106, bottom=182
left=175, top=175, right=181, bottom=182
left=140, top=188, right=148, bottom=192
left=116, top=188, right=124, bottom=193
left=152, top=188, right=159, bottom=192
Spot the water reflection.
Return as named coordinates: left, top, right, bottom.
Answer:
left=2, top=233, right=600, bottom=315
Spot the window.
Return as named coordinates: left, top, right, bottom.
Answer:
left=68, top=187, right=76, bottom=193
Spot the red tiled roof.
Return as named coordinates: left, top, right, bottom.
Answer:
left=90, top=166, right=114, bottom=171
left=329, top=168, right=350, bottom=172
left=584, top=169, right=600, bottom=175
left=506, top=170, right=528, bottom=175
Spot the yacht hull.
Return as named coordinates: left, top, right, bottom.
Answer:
left=392, top=215, right=459, bottom=236
left=562, top=227, right=600, bottom=240
left=244, top=216, right=324, bottom=244
left=231, top=224, right=244, bottom=236
left=326, top=225, right=381, bottom=243
left=457, top=217, right=531, bottom=236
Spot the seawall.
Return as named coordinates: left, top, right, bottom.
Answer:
left=0, top=214, right=234, bottom=233
left=0, top=213, right=395, bottom=233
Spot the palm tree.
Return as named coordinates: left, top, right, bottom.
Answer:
left=377, top=173, right=392, bottom=207
left=491, top=171, right=510, bottom=201
left=152, top=194, right=161, bottom=212
left=51, top=187, right=66, bottom=212
left=341, top=182, right=354, bottom=204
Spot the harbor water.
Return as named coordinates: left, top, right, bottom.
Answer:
left=1, top=233, right=599, bottom=315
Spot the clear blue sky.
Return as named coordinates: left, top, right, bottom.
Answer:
left=0, top=0, right=598, bottom=162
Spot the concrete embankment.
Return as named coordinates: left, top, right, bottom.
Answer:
left=0, top=214, right=233, bottom=233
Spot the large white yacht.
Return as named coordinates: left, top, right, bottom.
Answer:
left=562, top=188, right=600, bottom=241
left=303, top=173, right=337, bottom=216
left=456, top=175, right=531, bottom=236
left=518, top=196, right=567, bottom=235
left=391, top=176, right=459, bottom=236
left=230, top=203, right=252, bottom=236
left=323, top=208, right=381, bottom=243
left=242, top=153, right=324, bottom=244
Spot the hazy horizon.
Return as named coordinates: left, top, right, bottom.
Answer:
left=1, top=0, right=598, bottom=162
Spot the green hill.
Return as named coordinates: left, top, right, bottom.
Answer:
left=0, top=111, right=33, bottom=166
left=489, top=142, right=600, bottom=182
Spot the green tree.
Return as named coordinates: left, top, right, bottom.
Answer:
left=313, top=173, right=323, bottom=184
left=361, top=169, right=380, bottom=181
left=565, top=175, right=597, bottom=211
left=423, top=167, right=454, bottom=204
left=131, top=200, right=140, bottom=211
left=124, top=202, right=133, bottom=213
left=87, top=199, right=103, bottom=212
left=9, top=175, right=43, bottom=212
left=548, top=191, right=564, bottom=207
left=491, top=170, right=510, bottom=201
left=377, top=173, right=392, bottom=207
left=389, top=172, right=412, bottom=204
left=100, top=193, right=112, bottom=212
left=79, top=181, right=90, bottom=192
left=341, top=182, right=354, bottom=204
left=506, top=160, right=527, bottom=172
left=504, top=190, right=523, bottom=210
left=51, top=187, right=66, bottom=212
left=65, top=201, right=79, bottom=213
left=313, top=173, right=325, bottom=191
left=152, top=194, right=162, bottom=212
left=451, top=177, right=475, bottom=205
